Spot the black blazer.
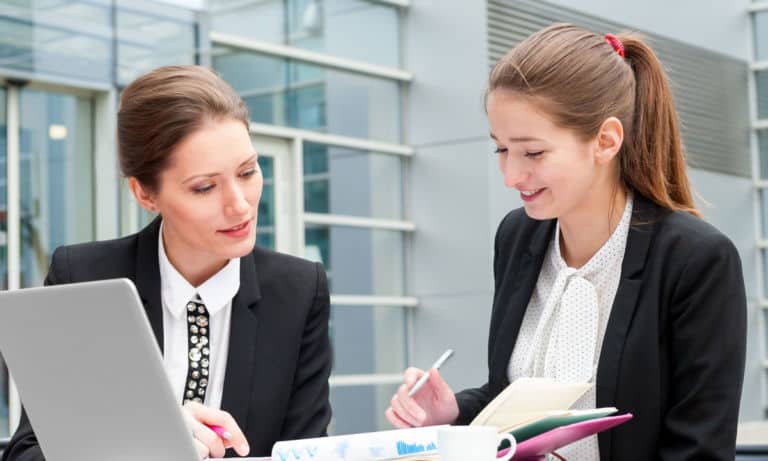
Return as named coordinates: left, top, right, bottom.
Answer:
left=455, top=193, right=747, bottom=460
left=3, top=218, right=332, bottom=460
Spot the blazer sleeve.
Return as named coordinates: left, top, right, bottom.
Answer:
left=659, top=232, right=747, bottom=460
left=279, top=262, right=332, bottom=439
left=455, top=384, right=491, bottom=425
left=2, top=248, right=70, bottom=461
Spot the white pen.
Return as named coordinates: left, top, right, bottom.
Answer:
left=407, top=349, right=454, bottom=397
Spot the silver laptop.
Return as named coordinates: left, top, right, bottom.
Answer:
left=0, top=278, right=208, bottom=461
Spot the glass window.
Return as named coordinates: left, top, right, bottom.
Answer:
left=257, top=155, right=276, bottom=249
left=0, top=0, right=112, bottom=83
left=116, top=0, right=198, bottom=85
left=305, top=225, right=404, bottom=296
left=303, top=142, right=404, bottom=219
left=758, top=69, right=768, bottom=121
left=210, top=0, right=401, bottom=68
left=330, top=305, right=407, bottom=375
left=0, top=0, right=197, bottom=86
left=213, top=47, right=402, bottom=143
left=763, top=249, right=768, bottom=299
left=0, top=86, right=8, bottom=438
left=761, top=189, right=768, bottom=240
left=19, top=89, right=94, bottom=288
left=329, top=383, right=398, bottom=435
left=755, top=10, right=768, bottom=62
left=760, top=129, right=768, bottom=180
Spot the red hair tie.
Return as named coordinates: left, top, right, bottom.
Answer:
left=604, top=33, right=625, bottom=58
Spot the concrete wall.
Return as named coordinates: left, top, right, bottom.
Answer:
left=404, top=0, right=495, bottom=390
left=545, top=0, right=751, bottom=61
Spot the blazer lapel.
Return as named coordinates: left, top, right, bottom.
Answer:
left=596, top=194, right=661, bottom=459
left=221, top=250, right=262, bottom=430
left=488, top=218, right=555, bottom=395
left=134, top=217, right=164, bottom=352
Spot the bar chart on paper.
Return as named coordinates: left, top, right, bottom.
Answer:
left=270, top=426, right=444, bottom=461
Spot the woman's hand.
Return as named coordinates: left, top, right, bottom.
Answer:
left=385, top=367, right=460, bottom=428
left=181, top=401, right=250, bottom=459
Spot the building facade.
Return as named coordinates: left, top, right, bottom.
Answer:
left=0, top=0, right=764, bottom=441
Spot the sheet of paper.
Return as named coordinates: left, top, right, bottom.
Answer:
left=271, top=426, right=445, bottom=461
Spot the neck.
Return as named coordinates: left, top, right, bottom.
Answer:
left=161, top=226, right=228, bottom=287
left=558, top=185, right=627, bottom=269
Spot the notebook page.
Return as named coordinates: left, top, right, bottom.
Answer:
left=470, top=377, right=591, bottom=428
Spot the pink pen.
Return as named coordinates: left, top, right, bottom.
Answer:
left=206, top=424, right=233, bottom=440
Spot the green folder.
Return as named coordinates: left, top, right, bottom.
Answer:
left=509, top=407, right=618, bottom=443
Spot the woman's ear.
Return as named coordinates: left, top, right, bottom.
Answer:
left=594, top=116, right=624, bottom=165
left=128, top=177, right=159, bottom=212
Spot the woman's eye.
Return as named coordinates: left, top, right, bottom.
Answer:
left=525, top=151, right=544, bottom=158
left=240, top=168, right=257, bottom=177
left=193, top=184, right=215, bottom=194
left=493, top=147, right=508, bottom=154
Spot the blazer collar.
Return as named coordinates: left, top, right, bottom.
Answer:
left=135, top=216, right=164, bottom=352
left=527, top=217, right=556, bottom=258
left=596, top=193, right=663, bottom=458
left=488, top=216, right=555, bottom=394
left=614, top=192, right=661, bottom=279
left=220, top=249, right=262, bottom=430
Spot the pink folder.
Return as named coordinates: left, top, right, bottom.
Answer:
left=497, top=413, right=633, bottom=460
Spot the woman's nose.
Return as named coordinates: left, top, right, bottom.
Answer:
left=500, top=155, right=528, bottom=188
left=224, top=185, right=251, bottom=216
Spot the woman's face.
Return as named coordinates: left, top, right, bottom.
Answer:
left=487, top=89, right=607, bottom=221
left=141, top=117, right=262, bottom=267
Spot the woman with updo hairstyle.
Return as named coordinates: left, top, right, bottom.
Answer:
left=3, top=65, right=332, bottom=460
left=386, top=24, right=746, bottom=460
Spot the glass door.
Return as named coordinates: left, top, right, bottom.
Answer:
left=18, top=89, right=95, bottom=289
left=253, top=135, right=293, bottom=253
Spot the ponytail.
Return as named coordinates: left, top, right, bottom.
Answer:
left=619, top=35, right=700, bottom=217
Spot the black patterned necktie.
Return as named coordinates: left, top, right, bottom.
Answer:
left=183, top=294, right=210, bottom=404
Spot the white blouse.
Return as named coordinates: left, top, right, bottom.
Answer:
left=508, top=196, right=633, bottom=460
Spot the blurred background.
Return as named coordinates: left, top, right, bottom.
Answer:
left=0, top=0, right=766, bottom=450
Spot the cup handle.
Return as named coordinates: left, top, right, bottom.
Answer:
left=496, top=433, right=516, bottom=461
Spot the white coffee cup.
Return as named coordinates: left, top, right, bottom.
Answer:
left=437, top=425, right=516, bottom=461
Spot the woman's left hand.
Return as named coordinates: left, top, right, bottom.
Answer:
left=181, top=401, right=250, bottom=458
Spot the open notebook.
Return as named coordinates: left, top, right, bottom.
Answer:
left=470, top=377, right=594, bottom=432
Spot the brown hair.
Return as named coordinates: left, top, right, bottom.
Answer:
left=118, top=65, right=249, bottom=191
left=487, top=23, right=700, bottom=217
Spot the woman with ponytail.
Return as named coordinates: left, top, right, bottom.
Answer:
left=386, top=24, right=746, bottom=460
